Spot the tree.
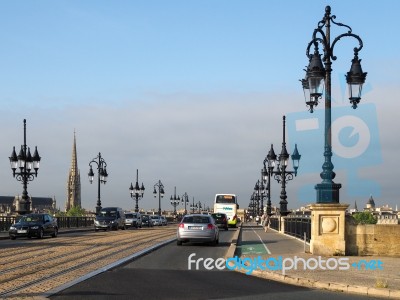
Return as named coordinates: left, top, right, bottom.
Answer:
left=66, top=205, right=86, bottom=217
left=352, top=211, right=377, bottom=224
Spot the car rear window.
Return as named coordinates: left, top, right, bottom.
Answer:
left=182, top=216, right=210, bottom=224
left=125, top=214, right=133, bottom=218
left=211, top=214, right=225, bottom=219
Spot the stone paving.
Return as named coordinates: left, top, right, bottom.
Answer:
left=0, top=227, right=176, bottom=299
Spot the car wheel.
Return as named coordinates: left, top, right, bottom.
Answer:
left=122, top=224, right=126, bottom=230
left=225, top=227, right=229, bottom=231
left=95, top=229, right=98, bottom=232
left=37, top=228, right=44, bottom=239
left=51, top=228, right=58, bottom=238
left=177, top=240, right=182, bottom=246
left=10, top=236, right=16, bottom=240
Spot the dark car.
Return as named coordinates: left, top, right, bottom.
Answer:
left=141, top=215, right=153, bottom=227
left=94, top=207, right=126, bottom=231
left=211, top=213, right=229, bottom=230
left=9, top=213, right=58, bottom=240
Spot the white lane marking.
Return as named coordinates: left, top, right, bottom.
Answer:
left=251, top=228, right=271, bottom=254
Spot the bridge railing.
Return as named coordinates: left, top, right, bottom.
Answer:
left=0, top=216, right=95, bottom=232
left=270, top=216, right=280, bottom=231
left=56, top=217, right=95, bottom=228
left=0, top=217, right=16, bottom=232
left=284, top=215, right=311, bottom=242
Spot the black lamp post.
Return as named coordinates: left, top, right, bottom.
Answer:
left=190, top=197, right=196, bottom=214
left=302, top=6, right=367, bottom=203
left=262, top=144, right=277, bottom=216
left=195, top=201, right=202, bottom=213
left=88, top=152, right=108, bottom=215
left=129, top=169, right=145, bottom=212
left=253, top=179, right=266, bottom=216
left=170, top=186, right=180, bottom=216
left=9, top=119, right=41, bottom=215
left=270, top=116, right=301, bottom=216
left=181, top=192, right=189, bottom=215
left=249, top=194, right=256, bottom=217
left=153, top=180, right=165, bottom=216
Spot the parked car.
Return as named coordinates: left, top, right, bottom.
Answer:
left=141, top=215, right=154, bottom=227
left=94, top=207, right=126, bottom=231
left=177, top=214, right=219, bottom=246
left=211, top=213, right=229, bottom=230
left=124, top=213, right=134, bottom=228
left=150, top=215, right=161, bottom=226
left=124, top=212, right=142, bottom=228
left=160, top=215, right=167, bottom=226
left=9, top=213, right=58, bottom=240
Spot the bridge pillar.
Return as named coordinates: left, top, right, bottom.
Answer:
left=309, top=203, right=349, bottom=255
left=279, top=216, right=285, bottom=233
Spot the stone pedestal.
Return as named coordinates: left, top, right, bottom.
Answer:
left=309, top=203, right=349, bottom=255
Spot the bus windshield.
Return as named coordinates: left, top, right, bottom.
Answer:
left=215, top=195, right=236, bottom=204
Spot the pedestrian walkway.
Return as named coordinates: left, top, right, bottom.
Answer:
left=236, top=222, right=400, bottom=298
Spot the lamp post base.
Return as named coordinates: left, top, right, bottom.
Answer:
left=96, top=206, right=102, bottom=215
left=315, top=182, right=342, bottom=203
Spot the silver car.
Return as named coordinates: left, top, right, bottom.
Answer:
left=150, top=215, right=161, bottom=226
left=176, top=214, right=219, bottom=246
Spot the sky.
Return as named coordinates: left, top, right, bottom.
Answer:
left=0, top=0, right=399, bottom=213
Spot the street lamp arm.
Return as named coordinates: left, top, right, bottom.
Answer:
left=273, top=171, right=294, bottom=184
left=307, top=32, right=328, bottom=58
left=330, top=33, right=363, bottom=59
left=14, top=173, right=36, bottom=182
left=329, top=15, right=352, bottom=33
left=307, top=16, right=364, bottom=62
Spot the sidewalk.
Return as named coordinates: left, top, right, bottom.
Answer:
left=236, top=222, right=400, bottom=298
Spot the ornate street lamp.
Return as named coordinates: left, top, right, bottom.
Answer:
left=302, top=5, right=367, bottom=203
left=170, top=186, right=180, bottom=216
left=249, top=194, right=256, bottom=217
left=9, top=119, right=41, bottom=215
left=262, top=144, right=277, bottom=216
left=153, top=180, right=165, bottom=216
left=129, top=169, right=145, bottom=212
left=88, top=152, right=108, bottom=215
left=181, top=192, right=189, bottom=215
left=253, top=179, right=266, bottom=216
left=190, top=197, right=196, bottom=214
left=271, top=116, right=301, bottom=216
left=195, top=201, right=202, bottom=213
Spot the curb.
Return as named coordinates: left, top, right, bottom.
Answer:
left=225, top=223, right=241, bottom=259
left=235, top=264, right=400, bottom=299
left=233, top=225, right=400, bottom=299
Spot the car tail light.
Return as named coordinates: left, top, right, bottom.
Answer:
left=207, top=223, right=214, bottom=230
left=179, top=223, right=185, bottom=229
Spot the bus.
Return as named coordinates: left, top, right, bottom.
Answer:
left=213, top=194, right=239, bottom=227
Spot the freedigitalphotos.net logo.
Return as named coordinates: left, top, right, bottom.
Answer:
left=286, top=103, right=382, bottom=202
left=187, top=253, right=383, bottom=275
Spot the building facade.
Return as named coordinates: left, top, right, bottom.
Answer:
left=0, top=195, right=56, bottom=216
left=65, top=132, right=81, bottom=211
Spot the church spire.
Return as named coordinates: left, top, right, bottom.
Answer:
left=66, top=131, right=81, bottom=211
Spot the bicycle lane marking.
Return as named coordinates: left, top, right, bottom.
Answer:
left=251, top=227, right=271, bottom=255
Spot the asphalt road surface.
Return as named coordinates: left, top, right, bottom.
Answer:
left=50, top=228, right=378, bottom=300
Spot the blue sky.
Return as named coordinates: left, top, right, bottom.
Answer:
left=0, top=0, right=399, bottom=213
